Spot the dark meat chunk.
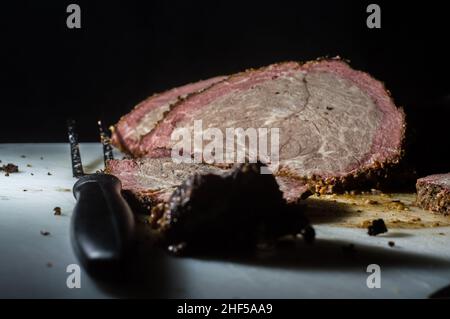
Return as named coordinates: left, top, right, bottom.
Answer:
left=53, top=207, right=62, bottom=216
left=367, top=219, right=388, bottom=236
left=1, top=163, right=19, bottom=174
left=151, top=163, right=313, bottom=255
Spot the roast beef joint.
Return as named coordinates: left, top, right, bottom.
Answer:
left=110, top=59, right=406, bottom=204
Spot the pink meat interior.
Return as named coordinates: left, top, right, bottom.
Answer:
left=140, top=60, right=404, bottom=179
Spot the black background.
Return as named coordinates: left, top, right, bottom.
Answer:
left=2, top=0, right=450, bottom=175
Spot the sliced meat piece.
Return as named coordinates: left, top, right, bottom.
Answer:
left=105, top=158, right=310, bottom=210
left=105, top=158, right=225, bottom=207
left=111, top=76, right=227, bottom=155
left=416, top=173, right=450, bottom=215
left=135, top=59, right=405, bottom=193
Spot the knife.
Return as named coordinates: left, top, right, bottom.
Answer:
left=67, top=120, right=135, bottom=276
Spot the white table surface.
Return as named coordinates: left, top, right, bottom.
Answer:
left=0, top=143, right=449, bottom=298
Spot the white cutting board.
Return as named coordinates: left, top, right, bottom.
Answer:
left=0, top=143, right=449, bottom=298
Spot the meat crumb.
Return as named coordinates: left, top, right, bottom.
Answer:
left=53, top=207, right=62, bottom=216
left=367, top=219, right=388, bottom=236
left=388, top=200, right=408, bottom=211
left=388, top=241, right=395, bottom=247
left=40, top=230, right=50, bottom=236
left=1, top=163, right=19, bottom=174
left=364, top=199, right=379, bottom=205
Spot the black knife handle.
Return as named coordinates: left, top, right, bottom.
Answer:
left=71, top=173, right=135, bottom=275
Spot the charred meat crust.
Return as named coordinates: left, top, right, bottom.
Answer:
left=416, top=175, right=450, bottom=215
left=367, top=218, right=388, bottom=236
left=0, top=163, right=19, bottom=174
left=148, top=163, right=314, bottom=255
